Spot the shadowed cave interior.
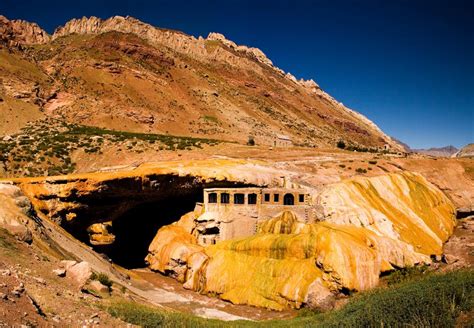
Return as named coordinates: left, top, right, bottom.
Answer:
left=75, top=180, right=256, bottom=269
left=102, top=191, right=203, bottom=268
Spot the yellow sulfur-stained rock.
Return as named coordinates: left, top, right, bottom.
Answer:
left=317, top=172, right=456, bottom=255
left=199, top=249, right=324, bottom=310
left=258, top=210, right=306, bottom=234
left=144, top=171, right=455, bottom=311
left=146, top=224, right=203, bottom=282
left=87, top=222, right=115, bottom=245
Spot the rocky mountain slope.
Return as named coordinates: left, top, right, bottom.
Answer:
left=0, top=15, right=403, bottom=153
left=453, top=143, right=474, bottom=158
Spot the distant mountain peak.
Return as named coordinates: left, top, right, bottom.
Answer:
left=413, top=145, right=459, bottom=157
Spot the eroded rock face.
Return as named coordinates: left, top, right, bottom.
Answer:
left=0, top=15, right=50, bottom=47
left=207, top=32, right=274, bottom=67
left=0, top=184, right=33, bottom=242
left=144, top=171, right=455, bottom=311
left=16, top=159, right=280, bottom=229
left=87, top=222, right=115, bottom=246
left=317, top=172, right=456, bottom=255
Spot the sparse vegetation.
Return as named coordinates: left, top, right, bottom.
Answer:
left=107, top=270, right=474, bottom=327
left=336, top=140, right=346, bottom=149
left=368, top=160, right=378, bottom=165
left=91, top=272, right=113, bottom=289
left=108, top=301, right=223, bottom=327
left=382, top=265, right=429, bottom=286
left=0, top=119, right=220, bottom=177
left=355, top=168, right=367, bottom=174
left=201, top=115, right=219, bottom=124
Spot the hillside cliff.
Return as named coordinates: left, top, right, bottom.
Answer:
left=0, top=15, right=50, bottom=46
left=0, top=15, right=403, bottom=151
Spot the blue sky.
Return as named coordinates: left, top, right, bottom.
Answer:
left=1, top=0, right=472, bottom=148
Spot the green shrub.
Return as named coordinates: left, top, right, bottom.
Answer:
left=339, top=164, right=346, bottom=168
left=383, top=265, right=430, bottom=286
left=355, top=168, right=367, bottom=174
left=247, top=135, right=255, bottom=146
left=368, top=160, right=378, bottom=165
left=91, top=272, right=113, bottom=289
left=336, top=140, right=346, bottom=149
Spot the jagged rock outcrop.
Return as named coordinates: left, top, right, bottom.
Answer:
left=0, top=15, right=50, bottom=46
left=206, top=32, right=274, bottom=67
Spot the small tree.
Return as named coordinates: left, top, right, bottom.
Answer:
left=247, top=135, right=255, bottom=146
left=337, top=140, right=346, bottom=149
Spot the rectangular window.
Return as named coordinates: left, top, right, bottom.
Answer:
left=248, top=193, right=257, bottom=204
left=208, top=193, right=217, bottom=203
left=234, top=193, right=245, bottom=204
left=221, top=193, right=230, bottom=204
left=264, top=193, right=270, bottom=202
left=274, top=194, right=279, bottom=203
left=299, top=194, right=305, bottom=203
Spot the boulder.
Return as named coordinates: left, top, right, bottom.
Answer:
left=60, top=260, right=77, bottom=271
left=88, top=280, right=109, bottom=294
left=305, top=279, right=336, bottom=311
left=444, top=254, right=459, bottom=264
left=87, top=222, right=115, bottom=246
left=66, top=261, right=92, bottom=287
left=0, top=184, right=33, bottom=243
left=52, top=269, right=66, bottom=277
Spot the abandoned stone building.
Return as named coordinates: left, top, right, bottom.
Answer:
left=274, top=134, right=293, bottom=147
left=194, top=187, right=313, bottom=245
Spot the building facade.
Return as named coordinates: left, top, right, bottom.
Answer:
left=194, top=187, right=313, bottom=245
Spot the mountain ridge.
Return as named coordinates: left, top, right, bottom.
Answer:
left=0, top=14, right=403, bottom=151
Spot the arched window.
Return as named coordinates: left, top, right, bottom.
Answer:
left=248, top=193, right=257, bottom=205
left=208, top=192, right=217, bottom=203
left=283, top=193, right=294, bottom=205
left=221, top=193, right=230, bottom=204
left=234, top=193, right=245, bottom=204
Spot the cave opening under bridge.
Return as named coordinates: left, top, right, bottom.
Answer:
left=73, top=178, right=257, bottom=269
left=104, top=191, right=202, bottom=268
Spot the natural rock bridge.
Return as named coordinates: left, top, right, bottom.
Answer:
left=7, top=159, right=457, bottom=310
